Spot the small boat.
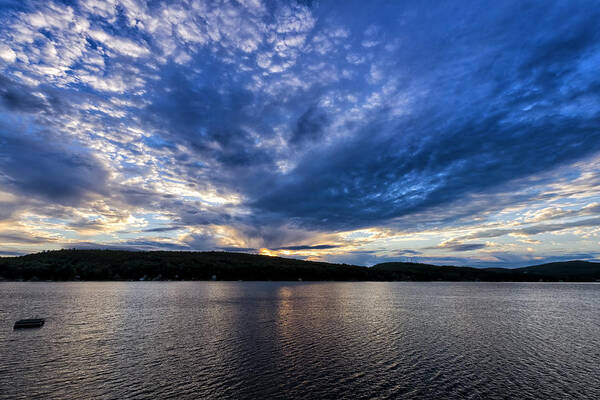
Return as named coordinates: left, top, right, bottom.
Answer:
left=14, top=318, right=45, bottom=329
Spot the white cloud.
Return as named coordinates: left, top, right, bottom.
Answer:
left=87, top=30, right=150, bottom=58
left=0, top=44, right=16, bottom=63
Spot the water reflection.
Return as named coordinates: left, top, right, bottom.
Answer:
left=1, top=282, right=599, bottom=399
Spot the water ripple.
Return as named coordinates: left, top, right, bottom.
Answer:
left=1, top=282, right=599, bottom=399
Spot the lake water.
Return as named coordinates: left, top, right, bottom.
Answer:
left=1, top=282, right=599, bottom=399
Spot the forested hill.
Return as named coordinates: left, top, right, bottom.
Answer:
left=371, top=260, right=600, bottom=282
left=0, top=250, right=370, bottom=281
left=0, top=250, right=599, bottom=282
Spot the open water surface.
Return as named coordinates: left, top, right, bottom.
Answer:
left=1, top=281, right=599, bottom=399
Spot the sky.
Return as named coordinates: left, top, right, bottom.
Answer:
left=0, top=0, right=599, bottom=267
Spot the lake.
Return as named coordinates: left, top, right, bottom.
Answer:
left=1, top=282, right=599, bottom=399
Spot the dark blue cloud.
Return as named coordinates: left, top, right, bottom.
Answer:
left=0, top=75, right=69, bottom=116
left=144, top=69, right=275, bottom=170
left=274, top=244, right=339, bottom=251
left=252, top=116, right=600, bottom=230
left=0, top=128, right=108, bottom=205
left=289, top=106, right=329, bottom=146
left=246, top=1, right=600, bottom=231
left=444, top=243, right=487, bottom=252
left=1, top=75, right=47, bottom=112
left=72, top=240, right=191, bottom=252
left=142, top=226, right=182, bottom=233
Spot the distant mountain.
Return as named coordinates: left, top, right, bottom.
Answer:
left=371, top=262, right=500, bottom=281
left=516, top=260, right=600, bottom=280
left=0, top=250, right=599, bottom=282
left=371, top=260, right=600, bottom=282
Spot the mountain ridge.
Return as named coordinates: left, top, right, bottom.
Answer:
left=0, top=250, right=599, bottom=282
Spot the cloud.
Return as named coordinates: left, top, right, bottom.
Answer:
left=444, top=243, right=488, bottom=252
left=0, top=124, right=108, bottom=205
left=253, top=106, right=600, bottom=231
left=87, top=29, right=150, bottom=58
left=273, top=244, right=339, bottom=251
left=289, top=105, right=329, bottom=145
left=453, top=216, right=600, bottom=242
left=143, top=70, right=275, bottom=170
left=0, top=232, right=56, bottom=245
left=428, top=238, right=488, bottom=252
left=0, top=75, right=69, bottom=115
left=72, top=240, right=190, bottom=252
left=396, top=249, right=421, bottom=255
left=182, top=232, right=220, bottom=251
left=481, top=252, right=600, bottom=269
left=143, top=226, right=182, bottom=233
left=0, top=44, right=16, bottom=63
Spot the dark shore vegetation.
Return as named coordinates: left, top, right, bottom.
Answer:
left=0, top=250, right=599, bottom=282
